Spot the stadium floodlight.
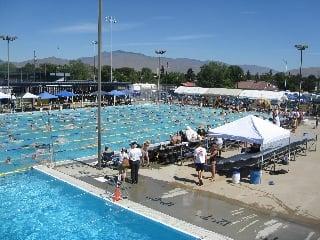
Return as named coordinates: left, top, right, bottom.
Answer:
left=155, top=49, right=166, bottom=102
left=105, top=16, right=117, bottom=82
left=294, top=44, right=308, bottom=108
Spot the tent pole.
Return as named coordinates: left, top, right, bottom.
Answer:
left=260, top=146, right=263, bottom=184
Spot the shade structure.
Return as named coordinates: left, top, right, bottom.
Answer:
left=208, top=115, right=290, bottom=146
left=89, top=90, right=109, bottom=96
left=204, top=88, right=242, bottom=97
left=0, top=92, right=16, bottom=100
left=0, top=92, right=10, bottom=99
left=38, top=92, right=58, bottom=100
left=239, top=90, right=287, bottom=102
left=56, top=90, right=76, bottom=98
left=107, top=90, right=126, bottom=97
left=22, top=92, right=39, bottom=99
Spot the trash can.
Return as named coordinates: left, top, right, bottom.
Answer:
left=232, top=168, right=240, bottom=184
left=250, top=168, right=262, bottom=184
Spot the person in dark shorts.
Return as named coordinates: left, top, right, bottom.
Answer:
left=194, top=143, right=207, bottom=186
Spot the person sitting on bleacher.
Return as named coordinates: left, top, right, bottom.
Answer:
left=249, top=143, right=261, bottom=153
left=102, top=146, right=114, bottom=163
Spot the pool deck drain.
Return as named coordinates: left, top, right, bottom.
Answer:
left=34, top=162, right=320, bottom=240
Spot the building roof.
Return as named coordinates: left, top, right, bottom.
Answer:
left=181, top=81, right=196, bottom=87
left=237, top=80, right=278, bottom=91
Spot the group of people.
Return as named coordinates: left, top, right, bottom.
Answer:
left=103, top=140, right=151, bottom=185
left=193, top=138, right=223, bottom=186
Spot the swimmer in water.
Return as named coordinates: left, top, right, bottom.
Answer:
left=5, top=157, right=11, bottom=164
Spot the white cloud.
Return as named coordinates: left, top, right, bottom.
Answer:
left=166, top=34, right=214, bottom=41
left=51, top=22, right=143, bottom=34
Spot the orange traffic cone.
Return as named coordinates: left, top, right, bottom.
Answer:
left=113, top=185, right=122, bottom=202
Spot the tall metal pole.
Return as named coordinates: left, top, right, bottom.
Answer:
left=282, top=59, right=287, bottom=90
left=106, top=16, right=117, bottom=83
left=7, top=39, right=10, bottom=90
left=155, top=49, right=166, bottom=102
left=110, top=20, right=113, bottom=83
left=33, top=50, right=36, bottom=81
left=294, top=44, right=308, bottom=110
left=91, top=41, right=97, bottom=82
left=158, top=56, right=161, bottom=101
left=97, top=0, right=102, bottom=169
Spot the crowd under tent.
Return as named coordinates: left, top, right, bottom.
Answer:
left=208, top=115, right=291, bottom=181
left=239, top=90, right=288, bottom=102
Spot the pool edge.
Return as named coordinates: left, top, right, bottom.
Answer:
left=33, top=165, right=232, bottom=240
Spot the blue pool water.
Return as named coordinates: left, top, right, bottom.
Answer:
left=0, top=169, right=197, bottom=240
left=0, top=104, right=262, bottom=173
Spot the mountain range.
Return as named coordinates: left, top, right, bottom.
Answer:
left=4, top=50, right=320, bottom=76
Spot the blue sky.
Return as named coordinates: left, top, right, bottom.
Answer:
left=1, top=0, right=319, bottom=71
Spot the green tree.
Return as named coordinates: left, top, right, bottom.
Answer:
left=197, top=62, right=230, bottom=88
left=303, top=75, right=317, bottom=92
left=227, top=65, right=244, bottom=84
left=162, top=72, right=185, bottom=85
left=69, top=60, right=90, bottom=80
left=185, top=68, right=196, bottom=81
left=245, top=70, right=251, bottom=80
left=101, top=65, right=111, bottom=82
left=114, top=67, right=138, bottom=83
left=140, top=67, right=154, bottom=83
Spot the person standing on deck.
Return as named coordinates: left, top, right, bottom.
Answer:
left=194, top=143, right=207, bottom=186
left=129, top=142, right=142, bottom=184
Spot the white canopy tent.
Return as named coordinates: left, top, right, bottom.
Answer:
left=22, top=92, right=39, bottom=99
left=208, top=115, right=291, bottom=181
left=174, top=86, right=209, bottom=95
left=204, top=88, right=242, bottom=97
left=0, top=92, right=16, bottom=100
left=208, top=115, right=290, bottom=146
left=239, top=90, right=287, bottom=102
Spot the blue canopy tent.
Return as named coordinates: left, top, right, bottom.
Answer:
left=107, top=90, right=126, bottom=96
left=89, top=90, right=109, bottom=96
left=38, top=92, right=58, bottom=100
left=107, top=90, right=126, bottom=105
left=56, top=90, right=77, bottom=98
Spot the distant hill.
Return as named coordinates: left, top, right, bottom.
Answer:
left=5, top=50, right=319, bottom=76
left=287, top=67, right=320, bottom=77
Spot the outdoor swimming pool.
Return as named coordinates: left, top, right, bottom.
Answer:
left=0, top=104, right=261, bottom=174
left=0, top=169, right=197, bottom=240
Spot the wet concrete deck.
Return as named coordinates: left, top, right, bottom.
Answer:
left=49, top=160, right=320, bottom=240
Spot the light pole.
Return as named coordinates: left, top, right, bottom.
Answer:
left=294, top=44, right=308, bottom=109
left=105, top=16, right=117, bottom=82
left=91, top=40, right=98, bottom=81
left=1, top=35, right=17, bottom=93
left=97, top=0, right=103, bottom=169
left=155, top=49, right=166, bottom=102
left=282, top=59, right=288, bottom=90
left=33, top=50, right=37, bottom=81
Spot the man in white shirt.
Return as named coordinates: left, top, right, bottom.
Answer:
left=128, top=142, right=142, bottom=184
left=194, top=143, right=207, bottom=186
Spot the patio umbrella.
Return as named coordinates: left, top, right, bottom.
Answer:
left=56, top=90, right=76, bottom=98
left=107, top=90, right=126, bottom=105
left=22, top=92, right=39, bottom=99
left=38, top=92, right=58, bottom=100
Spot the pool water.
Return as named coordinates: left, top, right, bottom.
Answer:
left=0, top=104, right=261, bottom=173
left=0, top=169, right=197, bottom=240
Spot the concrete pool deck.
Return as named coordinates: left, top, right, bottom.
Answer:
left=35, top=126, right=320, bottom=240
